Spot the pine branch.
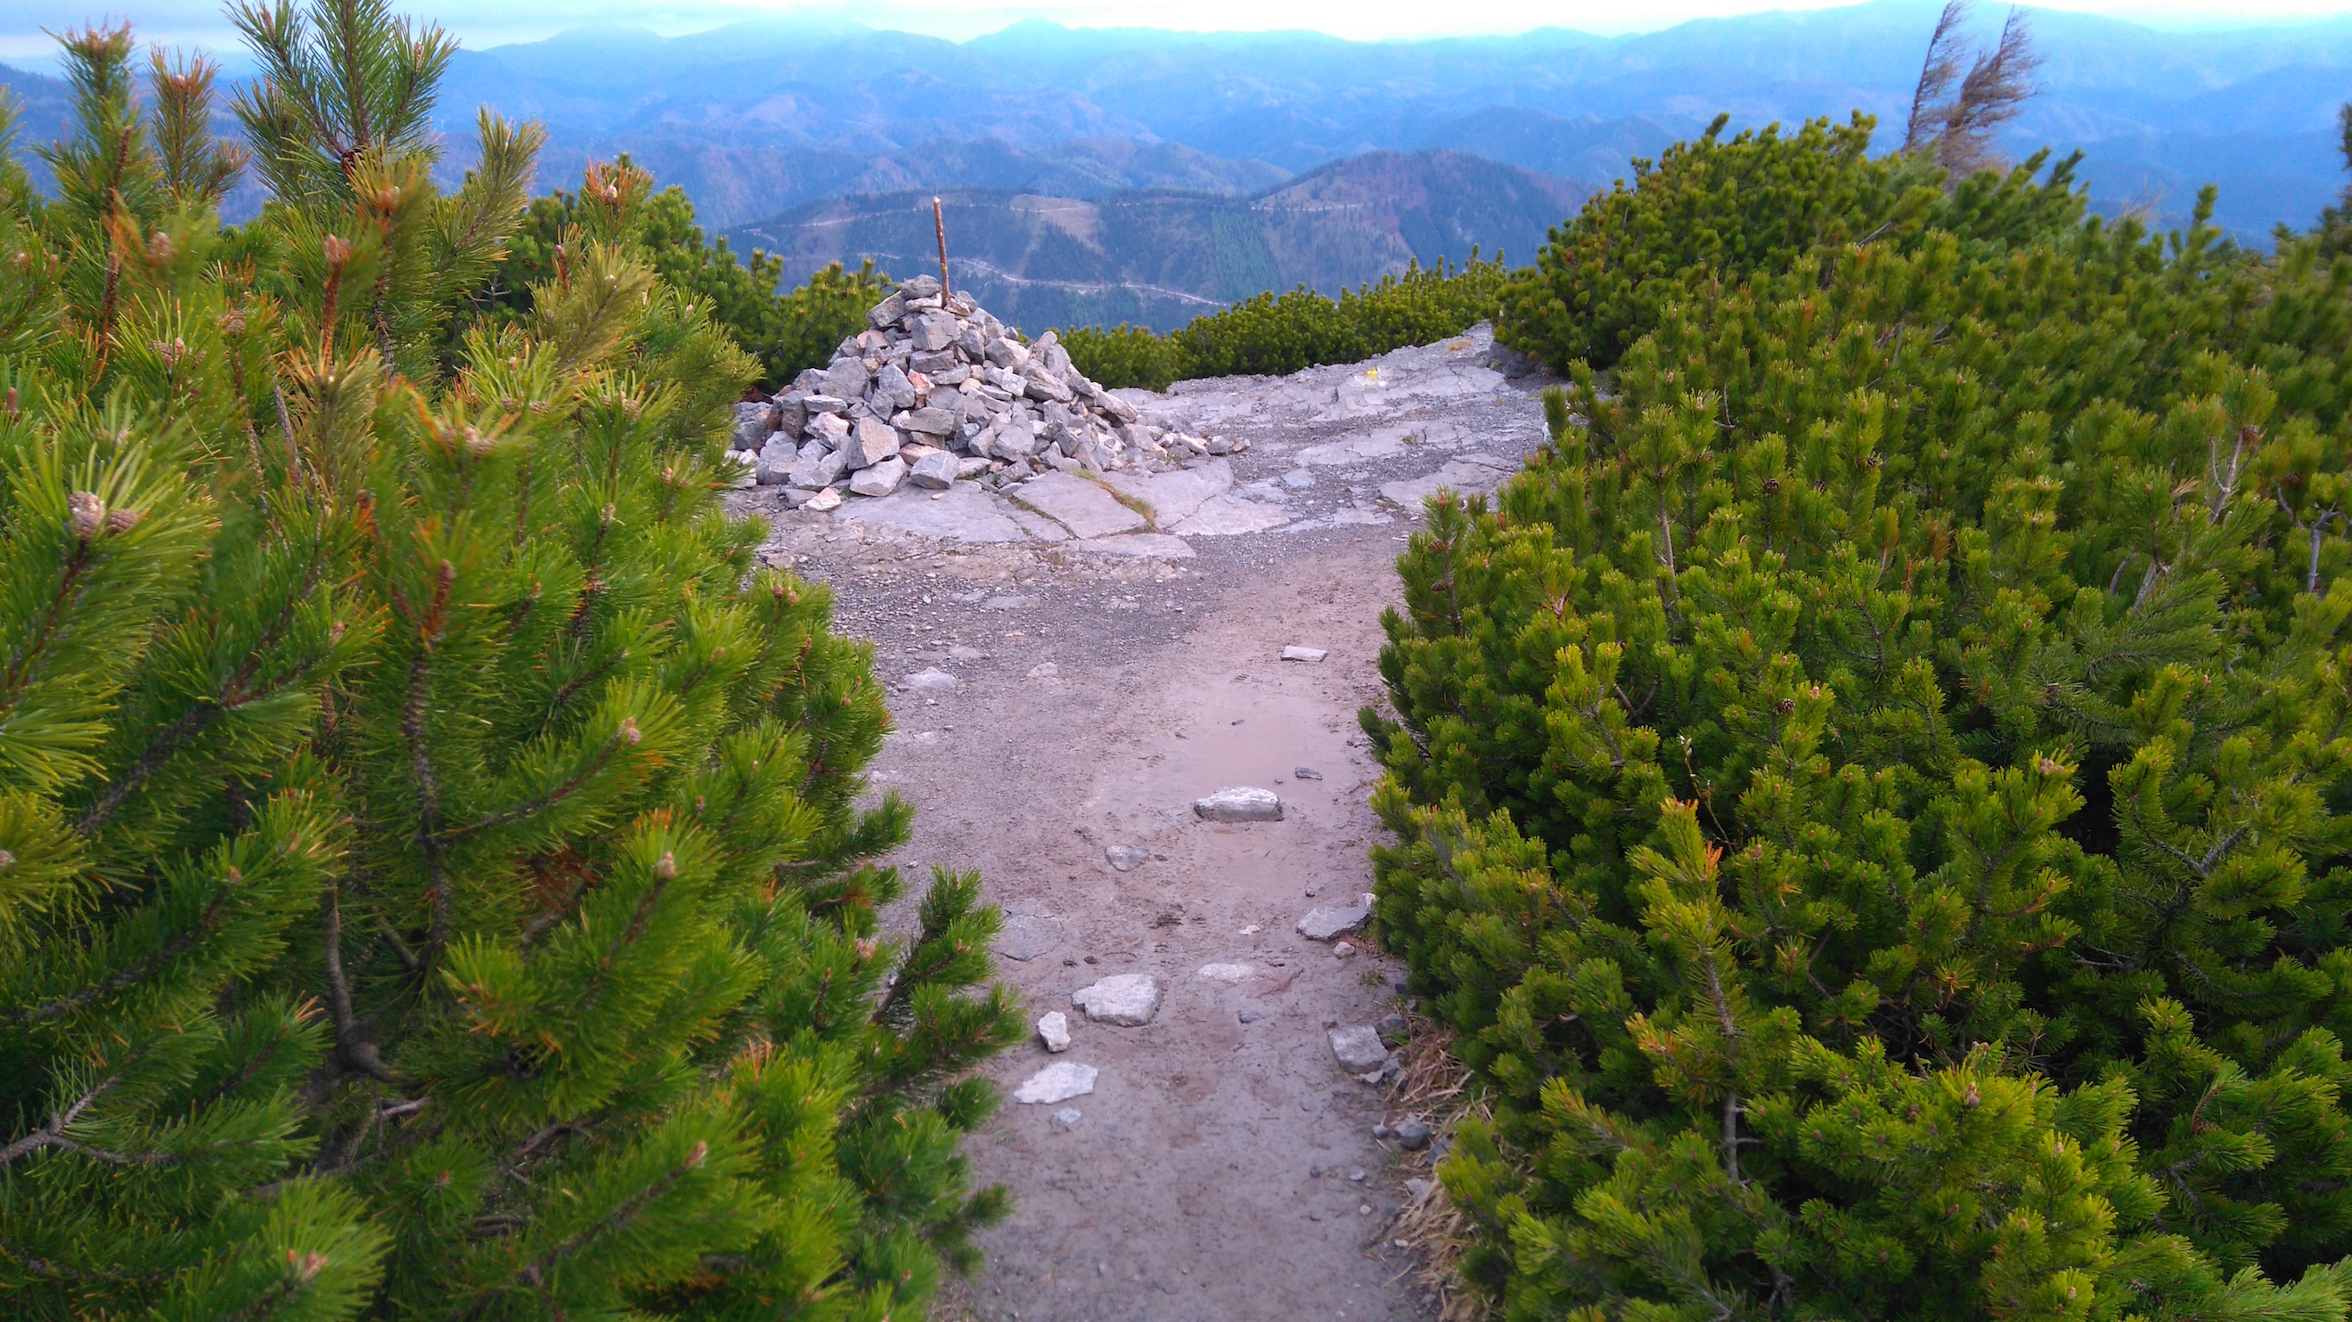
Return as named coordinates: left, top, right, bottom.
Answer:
left=405, top=558, right=455, bottom=961
left=322, top=884, right=393, bottom=1082
left=0, top=1235, right=171, bottom=1286
left=8, top=866, right=240, bottom=1025
left=494, top=1141, right=708, bottom=1316
left=0, top=1063, right=179, bottom=1169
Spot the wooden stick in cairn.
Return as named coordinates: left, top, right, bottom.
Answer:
left=933, top=196, right=951, bottom=298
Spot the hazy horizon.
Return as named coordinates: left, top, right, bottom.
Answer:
left=8, top=0, right=2352, bottom=66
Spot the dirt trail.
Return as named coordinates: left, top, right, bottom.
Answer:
left=734, top=327, right=1551, bottom=1320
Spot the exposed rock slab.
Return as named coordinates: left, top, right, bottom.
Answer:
left=1072, top=533, right=1194, bottom=558
left=1102, top=459, right=1235, bottom=525
left=830, top=484, right=1029, bottom=541
left=1013, top=473, right=1148, bottom=538
left=1379, top=456, right=1516, bottom=509
left=1169, top=492, right=1292, bottom=536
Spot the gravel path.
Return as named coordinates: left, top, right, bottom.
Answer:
left=731, top=326, right=1553, bottom=1320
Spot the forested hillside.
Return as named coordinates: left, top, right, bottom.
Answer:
left=724, top=151, right=1582, bottom=333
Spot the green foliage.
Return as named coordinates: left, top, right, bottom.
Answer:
left=768, top=257, right=894, bottom=385
left=1495, top=111, right=2087, bottom=373
left=232, top=0, right=540, bottom=380
left=485, top=159, right=891, bottom=391
left=1062, top=253, right=1511, bottom=391
left=1057, top=322, right=1189, bottom=392
left=1368, top=119, right=2352, bottom=1319
left=0, top=6, right=1016, bottom=1318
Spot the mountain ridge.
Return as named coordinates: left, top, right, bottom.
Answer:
left=722, top=149, right=1584, bottom=334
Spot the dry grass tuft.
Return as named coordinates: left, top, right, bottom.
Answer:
left=1379, top=1010, right=1495, bottom=1321
left=925, top=1283, right=985, bottom=1321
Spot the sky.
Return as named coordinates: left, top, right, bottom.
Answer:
left=7, top=0, right=2352, bottom=64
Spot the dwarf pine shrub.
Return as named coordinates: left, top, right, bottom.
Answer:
left=1064, top=253, right=1512, bottom=391
left=1371, top=119, right=2352, bottom=1319
left=0, top=6, right=1016, bottom=1317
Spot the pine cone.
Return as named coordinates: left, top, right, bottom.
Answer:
left=66, top=491, right=103, bottom=541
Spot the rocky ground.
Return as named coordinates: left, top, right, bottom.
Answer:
left=727, top=323, right=1553, bottom=1321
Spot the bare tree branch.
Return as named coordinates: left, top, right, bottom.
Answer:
left=1904, top=0, right=1971, bottom=154
left=1904, top=3, right=2042, bottom=184
left=1938, top=8, right=2041, bottom=180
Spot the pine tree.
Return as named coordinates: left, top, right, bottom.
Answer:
left=1371, top=121, right=2352, bottom=1318
left=0, top=6, right=1018, bottom=1317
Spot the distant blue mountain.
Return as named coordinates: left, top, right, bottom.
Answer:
left=410, top=1, right=2352, bottom=240
left=5, top=0, right=2348, bottom=249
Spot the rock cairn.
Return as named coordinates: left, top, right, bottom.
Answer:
left=726, top=275, right=1240, bottom=506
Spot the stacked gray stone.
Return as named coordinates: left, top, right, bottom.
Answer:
left=724, top=275, right=1235, bottom=504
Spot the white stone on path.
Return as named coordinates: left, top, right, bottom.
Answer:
left=1329, top=1025, right=1390, bottom=1073
left=1037, top=1010, right=1072, bottom=1053
left=1297, top=901, right=1370, bottom=941
left=1196, top=962, right=1254, bottom=982
left=1281, top=645, right=1328, bottom=663
left=1072, top=973, right=1162, bottom=1026
left=803, top=486, right=842, bottom=512
left=1195, top=786, right=1282, bottom=822
left=1014, top=1060, right=1096, bottom=1104
left=905, top=668, right=958, bottom=692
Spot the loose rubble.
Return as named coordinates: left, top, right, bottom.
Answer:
left=727, top=274, right=1241, bottom=506
left=1072, top=973, right=1163, bottom=1025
